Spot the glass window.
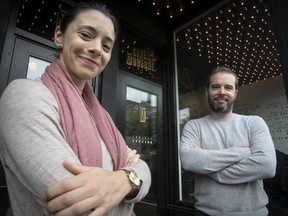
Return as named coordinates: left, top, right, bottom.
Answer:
left=26, top=56, right=50, bottom=79
left=174, top=0, right=288, bottom=207
left=125, top=86, right=158, bottom=201
left=119, top=27, right=162, bottom=84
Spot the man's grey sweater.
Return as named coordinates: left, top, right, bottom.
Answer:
left=180, top=114, right=276, bottom=216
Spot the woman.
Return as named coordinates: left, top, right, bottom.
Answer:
left=0, top=2, right=151, bottom=216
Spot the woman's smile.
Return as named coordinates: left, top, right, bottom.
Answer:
left=79, top=55, right=100, bottom=68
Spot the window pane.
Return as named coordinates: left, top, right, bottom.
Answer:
left=26, top=56, right=50, bottom=80
left=125, top=86, right=158, bottom=201
left=174, top=0, right=287, bottom=208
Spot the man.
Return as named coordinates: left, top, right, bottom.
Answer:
left=180, top=66, right=276, bottom=216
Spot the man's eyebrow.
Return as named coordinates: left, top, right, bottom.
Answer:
left=78, top=25, right=114, bottom=43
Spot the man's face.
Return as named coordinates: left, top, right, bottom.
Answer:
left=206, top=72, right=238, bottom=114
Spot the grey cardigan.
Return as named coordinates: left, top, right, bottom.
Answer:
left=0, top=79, right=151, bottom=216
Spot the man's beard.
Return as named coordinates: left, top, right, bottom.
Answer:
left=208, top=95, right=234, bottom=113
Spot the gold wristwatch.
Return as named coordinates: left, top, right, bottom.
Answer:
left=125, top=169, right=142, bottom=198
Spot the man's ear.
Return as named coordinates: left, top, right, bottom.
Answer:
left=54, top=25, right=63, bottom=48
left=234, top=89, right=239, bottom=100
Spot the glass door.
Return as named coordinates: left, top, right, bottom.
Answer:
left=125, top=86, right=158, bottom=197
left=7, top=37, right=100, bottom=95
left=116, top=72, right=163, bottom=215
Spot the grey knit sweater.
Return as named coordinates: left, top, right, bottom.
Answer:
left=180, top=114, right=276, bottom=216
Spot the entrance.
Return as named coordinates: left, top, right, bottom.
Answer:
left=6, top=37, right=99, bottom=94
left=8, top=37, right=56, bottom=83
left=116, top=72, right=163, bottom=216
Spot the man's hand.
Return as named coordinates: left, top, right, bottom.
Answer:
left=189, top=143, right=201, bottom=149
left=246, top=147, right=252, bottom=156
left=45, top=160, right=132, bottom=216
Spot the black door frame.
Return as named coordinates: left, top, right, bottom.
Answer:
left=116, top=71, right=166, bottom=216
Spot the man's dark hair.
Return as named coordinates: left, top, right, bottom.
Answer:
left=206, top=66, right=239, bottom=90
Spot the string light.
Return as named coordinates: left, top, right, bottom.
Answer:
left=16, top=0, right=282, bottom=89
left=176, top=0, right=282, bottom=87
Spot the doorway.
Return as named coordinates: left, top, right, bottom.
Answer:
left=116, top=72, right=163, bottom=216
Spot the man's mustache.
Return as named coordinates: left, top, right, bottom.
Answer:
left=214, top=96, right=228, bottom=101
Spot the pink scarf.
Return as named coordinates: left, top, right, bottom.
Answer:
left=41, top=60, right=126, bottom=169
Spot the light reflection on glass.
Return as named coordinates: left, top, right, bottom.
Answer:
left=125, top=86, right=158, bottom=201
left=26, top=56, right=50, bottom=80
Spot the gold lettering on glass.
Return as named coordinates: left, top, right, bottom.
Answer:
left=126, top=47, right=156, bottom=73
left=139, top=107, right=147, bottom=123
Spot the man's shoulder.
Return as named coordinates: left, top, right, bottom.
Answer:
left=185, top=115, right=210, bottom=125
left=234, top=113, right=262, bottom=120
left=234, top=113, right=266, bottom=126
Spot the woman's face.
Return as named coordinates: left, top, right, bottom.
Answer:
left=54, top=9, right=115, bottom=90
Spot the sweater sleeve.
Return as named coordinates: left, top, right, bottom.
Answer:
left=0, top=80, right=81, bottom=210
left=208, top=117, right=276, bottom=184
left=180, top=120, right=250, bottom=174
left=121, top=159, right=151, bottom=203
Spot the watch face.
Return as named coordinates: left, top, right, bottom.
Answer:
left=129, top=171, right=141, bottom=186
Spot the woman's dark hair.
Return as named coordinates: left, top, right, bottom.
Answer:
left=206, top=66, right=239, bottom=90
left=60, top=1, right=119, bottom=38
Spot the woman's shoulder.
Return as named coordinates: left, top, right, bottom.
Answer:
left=2, top=78, right=51, bottom=99
left=4, top=78, right=45, bottom=92
left=0, top=78, right=57, bottom=109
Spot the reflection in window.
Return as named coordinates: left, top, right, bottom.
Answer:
left=125, top=86, right=158, bottom=201
left=26, top=56, right=50, bottom=79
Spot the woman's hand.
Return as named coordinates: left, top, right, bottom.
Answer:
left=45, top=160, right=132, bottom=216
left=125, top=147, right=140, bottom=166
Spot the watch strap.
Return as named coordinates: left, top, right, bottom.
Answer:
left=123, top=169, right=142, bottom=198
